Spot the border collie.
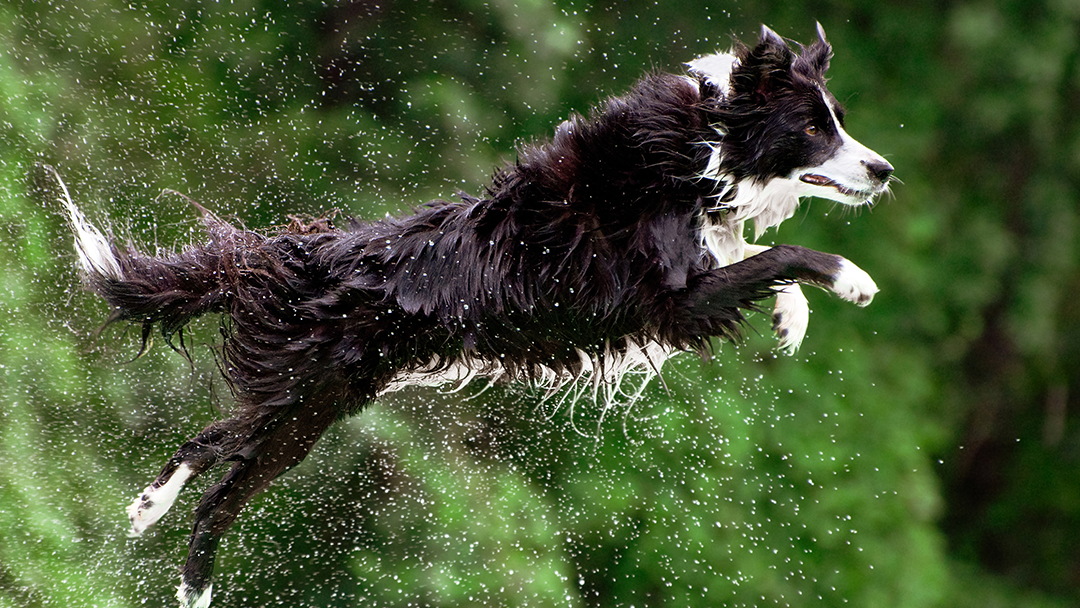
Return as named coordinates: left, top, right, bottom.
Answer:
left=58, top=24, right=891, bottom=607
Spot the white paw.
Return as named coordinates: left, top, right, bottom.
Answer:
left=772, top=283, right=809, bottom=354
left=126, top=463, right=193, bottom=537
left=177, top=582, right=213, bottom=608
left=831, top=259, right=878, bottom=307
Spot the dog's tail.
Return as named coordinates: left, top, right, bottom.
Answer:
left=51, top=168, right=246, bottom=349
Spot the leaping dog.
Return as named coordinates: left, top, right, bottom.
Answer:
left=59, top=23, right=891, bottom=607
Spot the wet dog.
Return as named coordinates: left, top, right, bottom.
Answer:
left=60, top=23, right=891, bottom=607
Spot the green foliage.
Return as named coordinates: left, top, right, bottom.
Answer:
left=1, top=0, right=1078, bottom=606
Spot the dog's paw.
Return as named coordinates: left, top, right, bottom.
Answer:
left=772, top=283, right=809, bottom=354
left=126, top=464, right=193, bottom=537
left=177, top=581, right=213, bottom=608
left=830, top=259, right=878, bottom=307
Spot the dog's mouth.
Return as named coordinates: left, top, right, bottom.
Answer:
left=799, top=173, right=877, bottom=202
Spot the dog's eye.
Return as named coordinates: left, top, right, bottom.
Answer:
left=805, top=125, right=820, bottom=136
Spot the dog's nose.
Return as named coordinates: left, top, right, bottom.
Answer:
left=864, top=159, right=894, bottom=184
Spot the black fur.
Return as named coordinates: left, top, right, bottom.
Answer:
left=69, top=26, right=882, bottom=605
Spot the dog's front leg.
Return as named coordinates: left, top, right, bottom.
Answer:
left=664, top=245, right=876, bottom=344
left=743, top=244, right=809, bottom=353
left=737, top=245, right=878, bottom=304
left=771, top=282, right=810, bottom=354
left=743, top=244, right=877, bottom=353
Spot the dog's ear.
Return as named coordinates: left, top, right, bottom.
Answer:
left=730, top=25, right=795, bottom=102
left=758, top=24, right=789, bottom=51
left=799, top=22, right=833, bottom=76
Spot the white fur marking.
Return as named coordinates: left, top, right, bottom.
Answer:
left=383, top=341, right=671, bottom=401
left=686, top=52, right=739, bottom=91
left=127, top=463, right=193, bottom=537
left=700, top=177, right=805, bottom=268
left=743, top=244, right=811, bottom=354
left=701, top=143, right=723, bottom=182
left=383, top=340, right=671, bottom=434
left=831, top=259, right=878, bottom=306
left=772, top=283, right=810, bottom=354
left=48, top=167, right=123, bottom=280
left=380, top=357, right=487, bottom=395
left=177, top=582, right=212, bottom=608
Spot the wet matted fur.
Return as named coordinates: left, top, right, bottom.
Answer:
left=59, top=23, right=892, bottom=607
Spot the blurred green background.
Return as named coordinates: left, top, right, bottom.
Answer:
left=2, top=0, right=1079, bottom=606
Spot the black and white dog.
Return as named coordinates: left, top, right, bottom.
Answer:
left=60, top=24, right=891, bottom=607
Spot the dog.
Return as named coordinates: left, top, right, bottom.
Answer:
left=58, top=23, right=892, bottom=607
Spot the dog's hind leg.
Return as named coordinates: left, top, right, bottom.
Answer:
left=127, top=419, right=247, bottom=537
left=175, top=403, right=340, bottom=608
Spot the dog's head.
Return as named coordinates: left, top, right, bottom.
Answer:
left=690, top=24, right=893, bottom=208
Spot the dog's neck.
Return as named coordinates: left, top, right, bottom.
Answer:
left=700, top=177, right=804, bottom=267
left=687, top=51, right=806, bottom=266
